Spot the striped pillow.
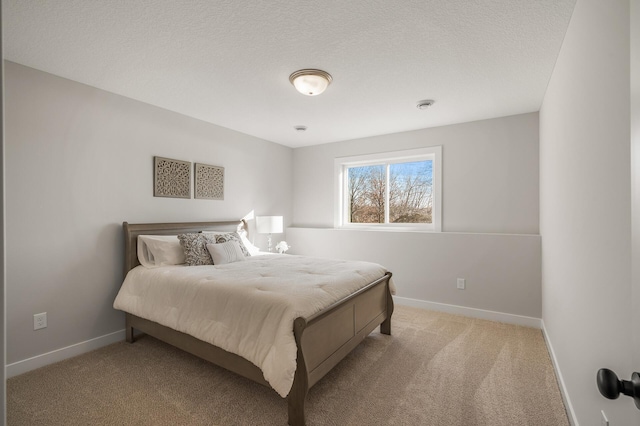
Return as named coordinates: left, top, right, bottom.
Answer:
left=206, top=241, right=246, bottom=265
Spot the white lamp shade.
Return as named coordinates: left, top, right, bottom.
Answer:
left=256, top=216, right=283, bottom=234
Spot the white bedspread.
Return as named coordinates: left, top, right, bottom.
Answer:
left=113, top=254, right=393, bottom=397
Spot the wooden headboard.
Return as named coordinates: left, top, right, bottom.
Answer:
left=122, top=220, right=248, bottom=277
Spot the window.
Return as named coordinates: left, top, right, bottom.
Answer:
left=334, top=146, right=442, bottom=231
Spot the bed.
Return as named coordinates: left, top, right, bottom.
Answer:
left=114, top=220, right=394, bottom=426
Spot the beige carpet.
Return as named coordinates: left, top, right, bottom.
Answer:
left=7, top=306, right=569, bottom=425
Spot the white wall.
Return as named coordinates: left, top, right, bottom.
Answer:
left=4, top=62, right=293, bottom=366
left=290, top=113, right=542, bottom=321
left=540, top=0, right=638, bottom=424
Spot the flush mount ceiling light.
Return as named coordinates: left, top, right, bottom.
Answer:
left=416, top=99, right=435, bottom=110
left=289, top=69, right=332, bottom=96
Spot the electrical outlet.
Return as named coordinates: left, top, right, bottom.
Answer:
left=34, top=312, right=47, bottom=330
left=601, top=410, right=609, bottom=426
left=457, top=278, right=466, bottom=290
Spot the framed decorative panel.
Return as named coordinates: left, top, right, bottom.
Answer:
left=154, top=156, right=192, bottom=199
left=195, top=163, right=224, bottom=200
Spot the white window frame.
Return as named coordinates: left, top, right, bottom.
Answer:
left=334, top=146, right=442, bottom=231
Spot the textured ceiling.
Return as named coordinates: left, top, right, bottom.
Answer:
left=4, top=0, right=576, bottom=148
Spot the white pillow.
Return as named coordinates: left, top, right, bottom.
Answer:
left=239, top=233, right=261, bottom=256
left=206, top=241, right=246, bottom=265
left=137, top=238, right=155, bottom=268
left=138, top=235, right=186, bottom=267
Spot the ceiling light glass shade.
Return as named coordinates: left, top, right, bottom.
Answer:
left=289, top=69, right=332, bottom=96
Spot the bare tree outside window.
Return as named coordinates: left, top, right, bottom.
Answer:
left=389, top=161, right=432, bottom=223
left=347, top=160, right=432, bottom=224
left=348, top=165, right=385, bottom=223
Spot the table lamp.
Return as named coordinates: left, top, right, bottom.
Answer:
left=256, top=216, right=283, bottom=252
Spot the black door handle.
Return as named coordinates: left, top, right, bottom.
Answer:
left=597, top=368, right=640, bottom=410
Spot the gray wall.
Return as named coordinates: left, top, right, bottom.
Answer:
left=286, top=228, right=541, bottom=319
left=4, top=62, right=293, bottom=365
left=293, top=112, right=540, bottom=234
left=540, top=0, right=639, bottom=424
left=290, top=113, right=542, bottom=319
left=1, top=11, right=6, bottom=423
left=632, top=0, right=640, bottom=402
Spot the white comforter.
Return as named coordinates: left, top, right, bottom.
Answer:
left=113, top=254, right=392, bottom=397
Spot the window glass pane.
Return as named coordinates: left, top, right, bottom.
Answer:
left=389, top=160, right=433, bottom=224
left=347, top=165, right=386, bottom=223
left=336, top=146, right=441, bottom=231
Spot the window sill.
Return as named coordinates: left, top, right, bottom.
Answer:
left=287, top=226, right=540, bottom=237
left=337, top=225, right=439, bottom=233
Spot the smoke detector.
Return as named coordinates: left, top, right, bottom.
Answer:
left=416, top=100, right=435, bottom=110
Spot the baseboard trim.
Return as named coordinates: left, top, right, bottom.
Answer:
left=5, top=329, right=126, bottom=379
left=541, top=320, right=579, bottom=426
left=393, top=296, right=542, bottom=328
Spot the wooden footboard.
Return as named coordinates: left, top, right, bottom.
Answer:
left=288, top=272, right=393, bottom=425
left=120, top=220, right=394, bottom=426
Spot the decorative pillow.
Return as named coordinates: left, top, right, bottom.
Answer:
left=206, top=241, right=247, bottom=265
left=202, top=232, right=251, bottom=257
left=177, top=233, right=217, bottom=266
left=138, top=235, right=186, bottom=267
